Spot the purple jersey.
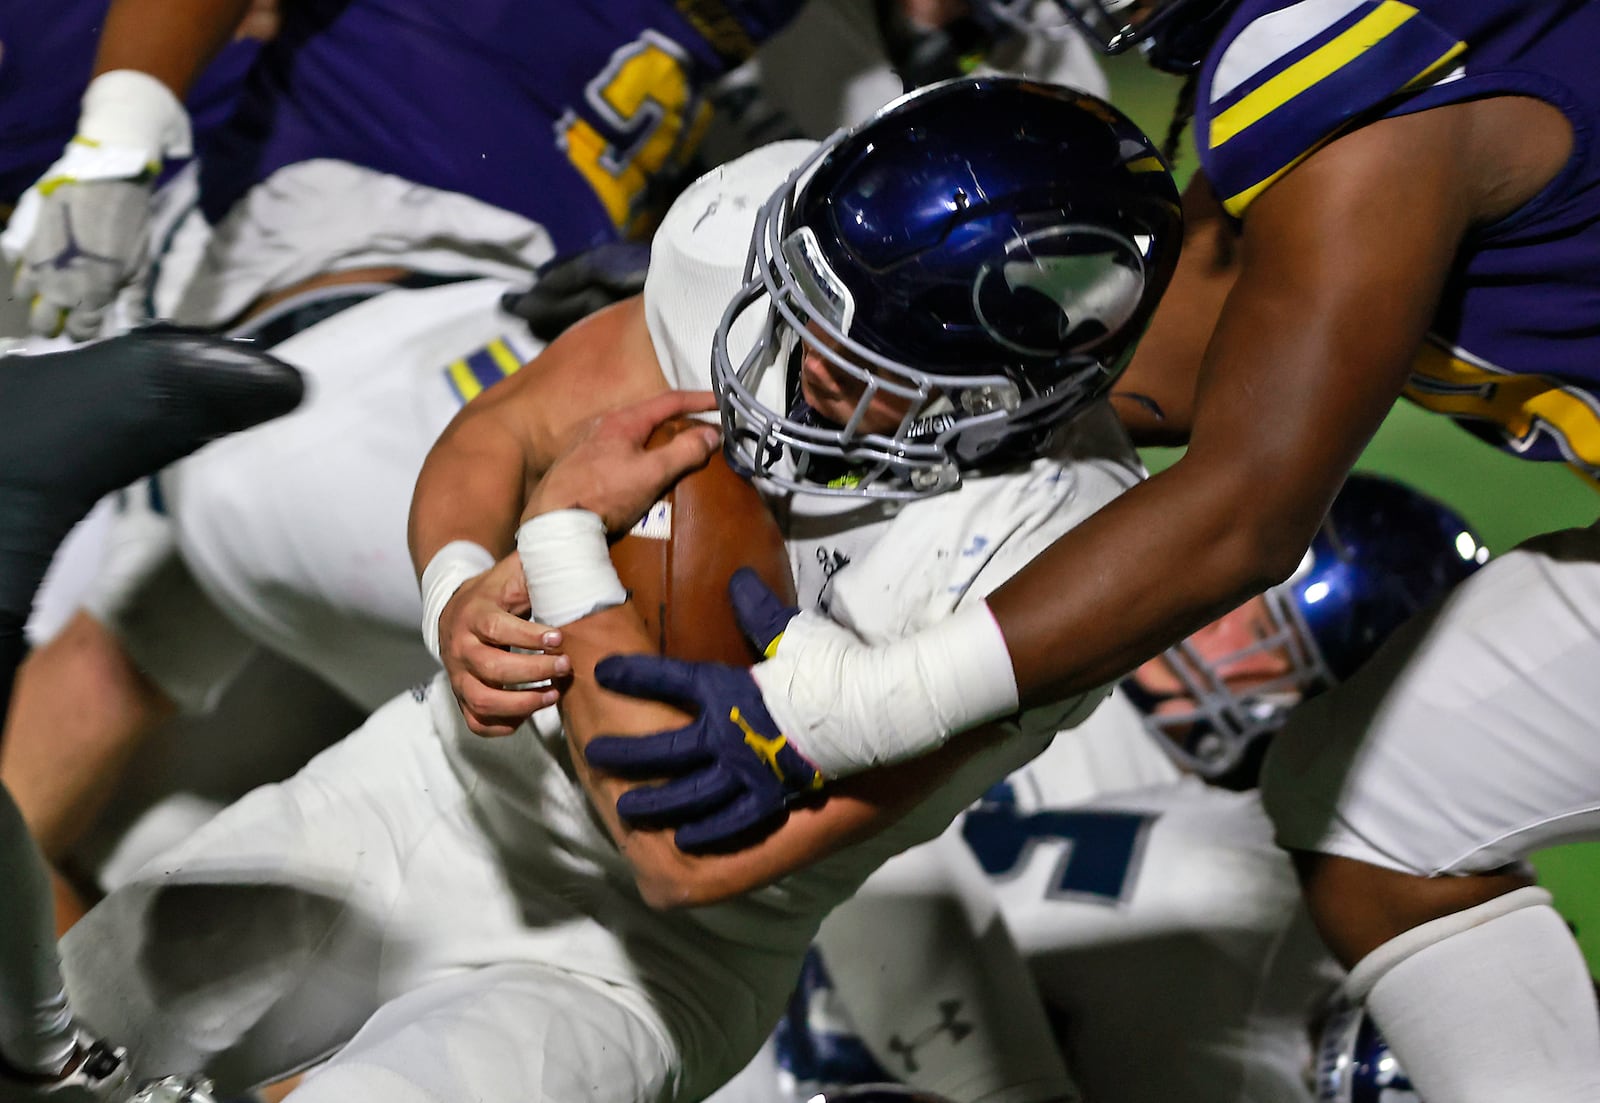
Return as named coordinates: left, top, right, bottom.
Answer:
left=198, top=0, right=805, bottom=253
left=0, top=4, right=99, bottom=205
left=1195, top=1, right=1600, bottom=480
left=0, top=2, right=258, bottom=206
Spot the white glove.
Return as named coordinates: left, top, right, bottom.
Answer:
left=3, top=70, right=192, bottom=341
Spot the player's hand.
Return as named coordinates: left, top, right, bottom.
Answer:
left=9, top=173, right=153, bottom=341
left=501, top=241, right=651, bottom=341
left=437, top=552, right=571, bottom=737
left=584, top=569, right=824, bottom=852
left=525, top=389, right=721, bottom=535
left=2, top=71, right=191, bottom=341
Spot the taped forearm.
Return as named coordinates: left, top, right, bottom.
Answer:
left=516, top=510, right=626, bottom=627
left=752, top=602, right=1019, bottom=778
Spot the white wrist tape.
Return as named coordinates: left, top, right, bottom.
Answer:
left=751, top=601, right=1019, bottom=778
left=516, top=510, right=628, bottom=627
left=78, top=69, right=193, bottom=162
left=420, top=541, right=495, bottom=662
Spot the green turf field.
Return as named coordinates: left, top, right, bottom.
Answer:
left=1104, top=57, right=1600, bottom=968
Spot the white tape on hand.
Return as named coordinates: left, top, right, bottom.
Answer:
left=516, top=510, right=628, bottom=627
left=421, top=541, right=495, bottom=662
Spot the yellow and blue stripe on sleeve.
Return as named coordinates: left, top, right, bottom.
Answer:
left=1198, top=0, right=1465, bottom=217
left=443, top=332, right=539, bottom=406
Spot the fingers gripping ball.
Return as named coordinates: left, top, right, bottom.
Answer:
left=595, top=420, right=816, bottom=851
left=609, top=418, right=795, bottom=664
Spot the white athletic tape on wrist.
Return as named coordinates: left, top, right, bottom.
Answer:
left=517, top=510, right=628, bottom=627
left=420, top=541, right=495, bottom=662
left=751, top=601, right=1020, bottom=779
left=1343, top=885, right=1552, bottom=1002
left=77, top=70, right=193, bottom=163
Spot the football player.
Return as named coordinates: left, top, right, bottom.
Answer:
left=583, top=5, right=1600, bottom=1100
left=0, top=0, right=813, bottom=869
left=46, top=79, right=1178, bottom=1103
left=0, top=0, right=1113, bottom=883
left=763, top=475, right=1484, bottom=1103
left=0, top=331, right=302, bottom=1102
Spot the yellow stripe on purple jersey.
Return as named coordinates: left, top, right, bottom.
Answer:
left=1198, top=0, right=1464, bottom=217
left=1404, top=340, right=1600, bottom=485
left=1197, top=0, right=1600, bottom=483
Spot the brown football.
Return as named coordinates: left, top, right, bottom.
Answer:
left=610, top=418, right=795, bottom=665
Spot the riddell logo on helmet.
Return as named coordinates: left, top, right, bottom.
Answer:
left=971, top=226, right=1147, bottom=357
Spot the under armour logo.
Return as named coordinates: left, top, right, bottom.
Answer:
left=814, top=546, right=849, bottom=581
left=885, top=1000, right=973, bottom=1073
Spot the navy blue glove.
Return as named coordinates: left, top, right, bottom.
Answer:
left=585, top=568, right=823, bottom=852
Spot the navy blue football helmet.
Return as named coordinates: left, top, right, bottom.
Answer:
left=1315, top=998, right=1420, bottom=1103
left=713, top=76, right=1181, bottom=499
left=969, top=0, right=1240, bottom=72
left=1125, top=474, right=1488, bottom=779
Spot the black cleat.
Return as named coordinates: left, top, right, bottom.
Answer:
left=0, top=329, right=304, bottom=712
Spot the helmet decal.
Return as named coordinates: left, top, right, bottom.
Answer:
left=974, top=225, right=1147, bottom=356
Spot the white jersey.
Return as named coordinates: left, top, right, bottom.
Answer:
left=79, top=277, right=540, bottom=715
left=63, top=142, right=1140, bottom=1103
left=173, top=160, right=556, bottom=328
left=806, top=695, right=1342, bottom=1103
left=993, top=705, right=1343, bottom=1103
left=1264, top=521, right=1600, bottom=876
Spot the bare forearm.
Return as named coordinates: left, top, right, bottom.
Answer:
left=556, top=605, right=792, bottom=905
left=1112, top=173, right=1240, bottom=445
left=94, top=0, right=255, bottom=94
left=408, top=406, right=535, bottom=576
left=997, top=119, right=1469, bottom=710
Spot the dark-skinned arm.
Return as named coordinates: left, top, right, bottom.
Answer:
left=92, top=0, right=256, bottom=95
left=1110, top=171, right=1240, bottom=446
left=995, top=104, right=1483, bottom=707
left=517, top=388, right=1009, bottom=909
